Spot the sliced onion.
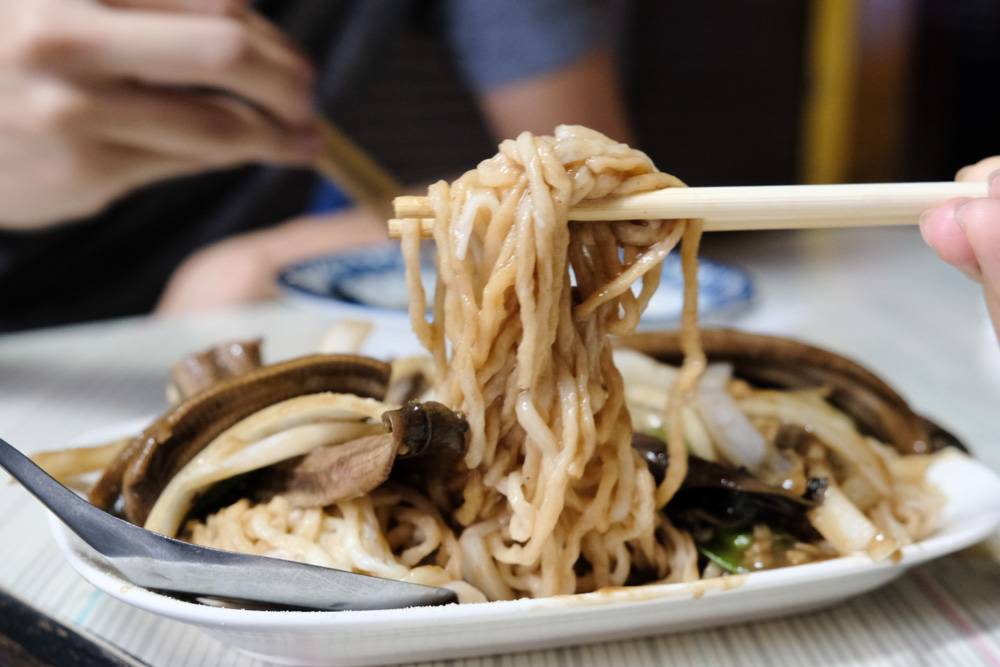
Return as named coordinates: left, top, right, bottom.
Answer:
left=681, top=405, right=716, bottom=461
left=614, top=347, right=680, bottom=438
left=614, top=348, right=679, bottom=400
left=695, top=363, right=767, bottom=471
left=737, top=390, right=891, bottom=495
left=31, top=437, right=133, bottom=485
left=143, top=393, right=387, bottom=538
left=807, top=485, right=878, bottom=555
left=317, top=320, right=374, bottom=354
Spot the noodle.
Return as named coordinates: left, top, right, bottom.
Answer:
left=401, top=126, right=696, bottom=598
left=658, top=219, right=705, bottom=507
left=187, top=485, right=487, bottom=603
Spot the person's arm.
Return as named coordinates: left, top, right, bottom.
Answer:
left=155, top=208, right=388, bottom=313
left=0, top=0, right=319, bottom=229
left=477, top=47, right=634, bottom=145
left=920, top=156, right=1000, bottom=341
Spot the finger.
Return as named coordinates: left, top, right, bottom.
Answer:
left=985, top=287, right=1000, bottom=345
left=33, top=141, right=210, bottom=220
left=957, top=197, right=1000, bottom=282
left=100, top=0, right=251, bottom=16
left=113, top=11, right=316, bottom=126
left=956, top=156, right=1000, bottom=183
left=35, top=5, right=315, bottom=126
left=238, top=10, right=316, bottom=114
left=245, top=9, right=301, bottom=53
left=956, top=197, right=1000, bottom=339
left=90, top=141, right=226, bottom=197
left=919, top=198, right=981, bottom=280
left=990, top=170, right=1000, bottom=200
left=85, top=84, right=320, bottom=166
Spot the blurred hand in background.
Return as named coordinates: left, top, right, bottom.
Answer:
left=0, top=0, right=320, bottom=229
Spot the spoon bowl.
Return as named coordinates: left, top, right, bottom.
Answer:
left=0, top=436, right=457, bottom=611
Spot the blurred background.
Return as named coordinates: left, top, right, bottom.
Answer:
left=333, top=0, right=1000, bottom=188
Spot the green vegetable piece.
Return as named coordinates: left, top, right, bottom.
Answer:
left=697, top=528, right=754, bottom=574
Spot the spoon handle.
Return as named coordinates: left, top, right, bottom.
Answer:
left=0, top=436, right=126, bottom=555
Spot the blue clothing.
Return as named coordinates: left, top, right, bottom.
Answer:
left=443, top=0, right=602, bottom=89
left=309, top=180, right=353, bottom=215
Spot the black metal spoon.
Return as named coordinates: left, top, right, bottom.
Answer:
left=0, top=436, right=456, bottom=611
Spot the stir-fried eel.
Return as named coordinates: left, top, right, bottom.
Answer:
left=621, top=329, right=965, bottom=455
left=89, top=355, right=391, bottom=524
left=168, top=339, right=263, bottom=401
left=252, top=401, right=470, bottom=509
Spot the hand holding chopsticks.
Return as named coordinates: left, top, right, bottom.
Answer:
left=316, top=120, right=402, bottom=222
left=387, top=181, right=987, bottom=238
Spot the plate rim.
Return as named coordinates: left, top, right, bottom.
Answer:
left=50, top=446, right=1000, bottom=632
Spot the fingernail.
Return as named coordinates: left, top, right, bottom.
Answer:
left=953, top=197, right=971, bottom=230
left=918, top=209, right=932, bottom=243
left=989, top=169, right=1000, bottom=198
left=959, top=264, right=984, bottom=283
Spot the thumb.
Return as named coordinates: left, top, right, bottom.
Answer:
left=956, top=197, right=1000, bottom=336
left=957, top=197, right=1000, bottom=280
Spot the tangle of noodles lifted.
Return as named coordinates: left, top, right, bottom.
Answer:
left=47, top=126, right=958, bottom=606
left=399, top=125, right=704, bottom=599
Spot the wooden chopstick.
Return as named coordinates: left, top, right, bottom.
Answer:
left=387, top=181, right=987, bottom=238
left=315, top=119, right=401, bottom=222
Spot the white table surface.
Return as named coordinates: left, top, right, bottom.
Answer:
left=2, top=226, right=1000, bottom=666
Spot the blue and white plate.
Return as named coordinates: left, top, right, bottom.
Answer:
left=278, top=242, right=754, bottom=328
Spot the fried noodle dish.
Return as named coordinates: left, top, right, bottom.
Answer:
left=39, top=126, right=961, bottom=605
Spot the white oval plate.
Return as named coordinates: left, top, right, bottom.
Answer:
left=50, top=440, right=1000, bottom=666
left=278, top=243, right=754, bottom=329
